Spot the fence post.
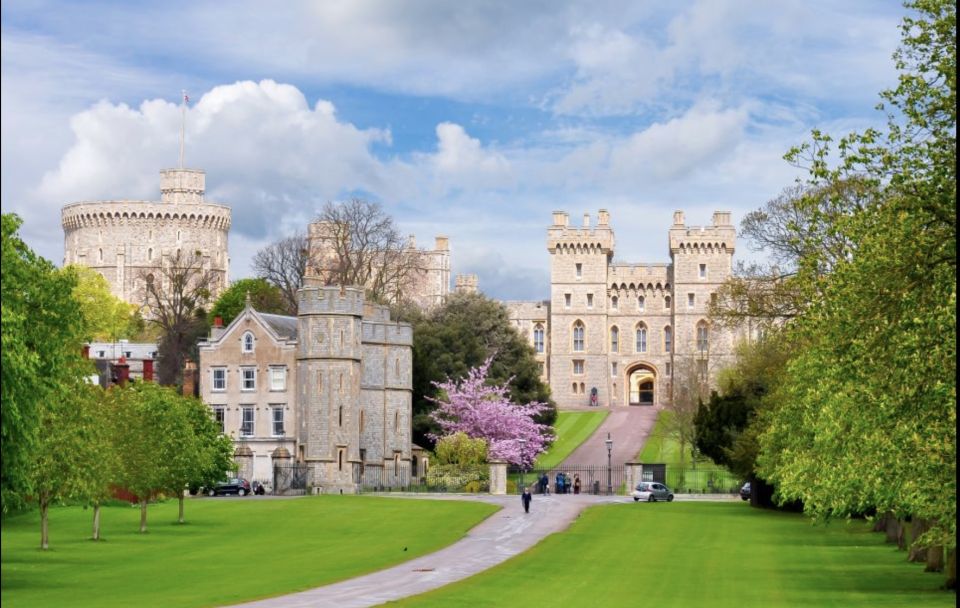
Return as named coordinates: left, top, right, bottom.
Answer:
left=625, top=461, right=643, bottom=493
left=489, top=461, right=507, bottom=495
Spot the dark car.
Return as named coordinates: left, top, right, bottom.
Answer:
left=739, top=482, right=751, bottom=501
left=210, top=478, right=252, bottom=496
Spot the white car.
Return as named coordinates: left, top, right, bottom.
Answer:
left=632, top=481, right=674, bottom=502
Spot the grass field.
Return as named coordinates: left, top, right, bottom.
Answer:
left=1, top=495, right=496, bottom=608
left=392, top=502, right=954, bottom=607
left=637, top=410, right=740, bottom=492
left=535, top=410, right=609, bottom=470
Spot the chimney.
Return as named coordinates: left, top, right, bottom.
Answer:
left=583, top=213, right=591, bottom=228
left=552, top=211, right=569, bottom=227
left=114, top=356, right=131, bottom=387
left=210, top=315, right=226, bottom=340
left=434, top=236, right=449, bottom=251
left=673, top=210, right=685, bottom=226
left=598, top=209, right=610, bottom=226
left=182, top=358, right=198, bottom=397
left=143, top=359, right=154, bottom=382
left=712, top=211, right=732, bottom=226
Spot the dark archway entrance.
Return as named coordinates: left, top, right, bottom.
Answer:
left=628, top=365, right=656, bottom=405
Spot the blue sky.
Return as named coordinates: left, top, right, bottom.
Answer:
left=1, top=0, right=905, bottom=299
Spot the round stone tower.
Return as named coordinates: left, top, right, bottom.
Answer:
left=61, top=168, right=231, bottom=307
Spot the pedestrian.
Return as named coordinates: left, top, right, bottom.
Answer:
left=555, top=472, right=563, bottom=495
left=521, top=488, right=532, bottom=513
left=539, top=473, right=548, bottom=494
left=574, top=474, right=581, bottom=495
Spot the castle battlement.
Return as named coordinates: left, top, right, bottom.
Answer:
left=547, top=210, right=615, bottom=253
left=668, top=210, right=736, bottom=253
left=297, top=285, right=366, bottom=316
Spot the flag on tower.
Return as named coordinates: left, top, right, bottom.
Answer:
left=183, top=92, right=190, bottom=104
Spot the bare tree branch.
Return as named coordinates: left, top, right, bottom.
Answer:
left=252, top=233, right=307, bottom=316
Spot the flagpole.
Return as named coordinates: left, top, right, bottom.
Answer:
left=178, top=90, right=187, bottom=169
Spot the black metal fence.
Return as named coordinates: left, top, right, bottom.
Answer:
left=273, top=463, right=310, bottom=495
left=510, top=465, right=627, bottom=496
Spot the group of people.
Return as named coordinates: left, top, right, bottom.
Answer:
left=535, top=472, right=581, bottom=495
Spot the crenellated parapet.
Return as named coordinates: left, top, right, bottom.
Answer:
left=297, top=285, right=366, bottom=317
left=668, top=210, right=736, bottom=254
left=547, top=210, right=615, bottom=256
left=61, top=201, right=231, bottom=231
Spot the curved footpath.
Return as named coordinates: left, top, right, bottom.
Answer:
left=234, top=492, right=735, bottom=608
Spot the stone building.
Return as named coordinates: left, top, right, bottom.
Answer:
left=198, top=285, right=418, bottom=493
left=506, top=209, right=737, bottom=409
left=61, top=167, right=231, bottom=308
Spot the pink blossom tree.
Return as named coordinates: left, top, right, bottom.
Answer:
left=429, top=358, right=553, bottom=467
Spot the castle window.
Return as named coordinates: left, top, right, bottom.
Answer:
left=148, top=247, right=153, bottom=261
left=272, top=406, right=285, bottom=436
left=572, top=321, right=585, bottom=352
left=611, top=362, right=618, bottom=377
left=664, top=296, right=671, bottom=309
left=572, top=383, right=578, bottom=394
left=699, top=263, right=707, bottom=278
left=610, top=326, right=619, bottom=353
left=212, top=368, right=226, bottom=391
left=538, top=362, right=545, bottom=375
left=395, top=454, right=400, bottom=477
left=586, top=293, right=594, bottom=309
left=339, top=406, right=343, bottom=427
left=688, top=293, right=695, bottom=309
left=242, top=332, right=255, bottom=353
left=98, top=248, right=103, bottom=262
left=338, top=449, right=344, bottom=471
left=177, top=230, right=181, bottom=241
left=697, top=322, right=709, bottom=354
left=573, top=360, right=584, bottom=375
left=395, top=411, right=400, bottom=432
left=534, top=324, right=545, bottom=353
left=575, top=263, right=582, bottom=279
left=240, top=406, right=254, bottom=437
left=564, top=293, right=572, bottom=309
left=611, top=296, right=618, bottom=310
left=580, top=382, right=585, bottom=394
left=241, top=367, right=256, bottom=391
left=664, top=326, right=672, bottom=353
left=638, top=296, right=645, bottom=312
left=636, top=324, right=648, bottom=353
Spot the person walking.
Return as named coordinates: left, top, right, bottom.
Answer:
left=574, top=474, right=581, bottom=495
left=555, top=472, right=563, bottom=495
left=521, top=488, right=532, bottom=514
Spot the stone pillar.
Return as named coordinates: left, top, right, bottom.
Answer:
left=234, top=445, right=254, bottom=481
left=271, top=447, right=292, bottom=495
left=489, top=461, right=507, bottom=495
left=625, top=461, right=644, bottom=493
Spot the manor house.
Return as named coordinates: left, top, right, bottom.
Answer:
left=506, top=209, right=738, bottom=410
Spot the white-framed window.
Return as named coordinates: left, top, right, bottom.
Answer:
left=271, top=406, right=285, bottom=436
left=533, top=324, right=545, bottom=354
left=573, top=360, right=585, bottom=375
left=212, top=367, right=226, bottom=391
left=240, top=406, right=254, bottom=437
left=242, top=331, right=255, bottom=353
left=664, top=326, right=672, bottom=353
left=575, top=263, right=583, bottom=279
left=699, top=263, right=707, bottom=278
left=572, top=321, right=585, bottom=352
left=564, top=293, right=572, bottom=309
left=241, top=367, right=256, bottom=391
left=270, top=366, right=286, bottom=391
left=586, top=293, right=594, bottom=309
left=697, top=322, right=709, bottom=353
left=636, top=324, right=647, bottom=353
left=638, top=296, right=645, bottom=312
left=610, top=326, right=619, bottom=353
left=213, top=406, right=225, bottom=434
left=687, top=293, right=695, bottom=309
left=611, top=295, right=618, bottom=310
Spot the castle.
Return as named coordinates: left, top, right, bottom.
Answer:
left=61, top=168, right=231, bottom=308
left=506, top=209, right=738, bottom=409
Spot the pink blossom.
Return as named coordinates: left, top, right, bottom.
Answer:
left=429, top=358, right=553, bottom=467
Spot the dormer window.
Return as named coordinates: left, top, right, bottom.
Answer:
left=242, top=332, right=255, bottom=353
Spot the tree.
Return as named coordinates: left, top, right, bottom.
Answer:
left=309, top=198, right=425, bottom=304
left=140, top=249, right=216, bottom=386
left=664, top=356, right=710, bottom=467
left=434, top=432, right=488, bottom=466
left=429, top=359, right=553, bottom=467
left=252, top=232, right=308, bottom=316
left=66, top=264, right=142, bottom=342
left=178, top=395, right=234, bottom=522
left=1, top=214, right=88, bottom=513
left=411, top=292, right=555, bottom=448
left=209, top=278, right=287, bottom=325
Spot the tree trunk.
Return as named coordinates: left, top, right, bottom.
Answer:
left=944, top=548, right=955, bottom=590
left=896, top=519, right=908, bottom=551
left=884, top=515, right=901, bottom=544
left=907, top=519, right=929, bottom=562
left=139, top=499, right=148, bottom=533
left=178, top=494, right=185, bottom=524
left=92, top=502, right=102, bottom=541
left=40, top=497, right=50, bottom=550
left=873, top=511, right=892, bottom=533
left=926, top=545, right=944, bottom=573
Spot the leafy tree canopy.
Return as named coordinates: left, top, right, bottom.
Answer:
left=66, top=264, right=143, bottom=342
left=209, top=278, right=288, bottom=326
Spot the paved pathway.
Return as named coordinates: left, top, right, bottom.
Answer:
left=233, top=493, right=618, bottom=608
left=560, top=406, right=660, bottom=466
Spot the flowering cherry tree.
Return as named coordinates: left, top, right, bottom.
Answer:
left=429, top=358, right=553, bottom=467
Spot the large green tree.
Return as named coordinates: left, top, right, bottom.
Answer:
left=66, top=264, right=143, bottom=342
left=1, top=214, right=88, bottom=513
left=410, top=292, right=555, bottom=448
left=209, top=277, right=288, bottom=326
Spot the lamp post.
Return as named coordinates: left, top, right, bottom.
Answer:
left=518, top=438, right=528, bottom=493
left=605, top=433, right=613, bottom=495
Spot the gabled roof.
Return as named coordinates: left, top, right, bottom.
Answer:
left=259, top=313, right=298, bottom=340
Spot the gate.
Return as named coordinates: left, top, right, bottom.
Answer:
left=356, top=464, right=490, bottom=493
left=273, top=463, right=310, bottom=495
left=510, top=465, right=626, bottom=496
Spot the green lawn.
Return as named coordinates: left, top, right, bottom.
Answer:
left=535, top=410, right=609, bottom=470
left=637, top=411, right=740, bottom=492
left=392, top=502, right=954, bottom=607
left=1, top=495, right=496, bottom=608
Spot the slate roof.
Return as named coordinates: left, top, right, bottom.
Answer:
left=259, top=312, right=298, bottom=340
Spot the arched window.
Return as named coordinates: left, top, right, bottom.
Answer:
left=611, top=296, right=618, bottom=310
left=664, top=295, right=672, bottom=309
left=636, top=323, right=648, bottom=353
left=664, top=326, right=672, bottom=353
left=697, top=322, right=709, bottom=353
left=572, top=321, right=585, bottom=352
left=147, top=247, right=153, bottom=261
left=242, top=332, right=255, bottom=353
left=610, top=326, right=619, bottom=353
left=533, top=324, right=545, bottom=353
left=98, top=248, right=103, bottom=263
left=638, top=295, right=645, bottom=312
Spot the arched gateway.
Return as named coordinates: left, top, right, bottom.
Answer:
left=627, top=364, right=657, bottom=405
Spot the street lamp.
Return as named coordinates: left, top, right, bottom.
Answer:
left=605, top=433, right=614, bottom=495
left=518, top=438, right=528, bottom=494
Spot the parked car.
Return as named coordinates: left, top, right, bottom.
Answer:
left=210, top=478, right=252, bottom=496
left=739, top=482, right=751, bottom=501
left=632, top=481, right=674, bottom=502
